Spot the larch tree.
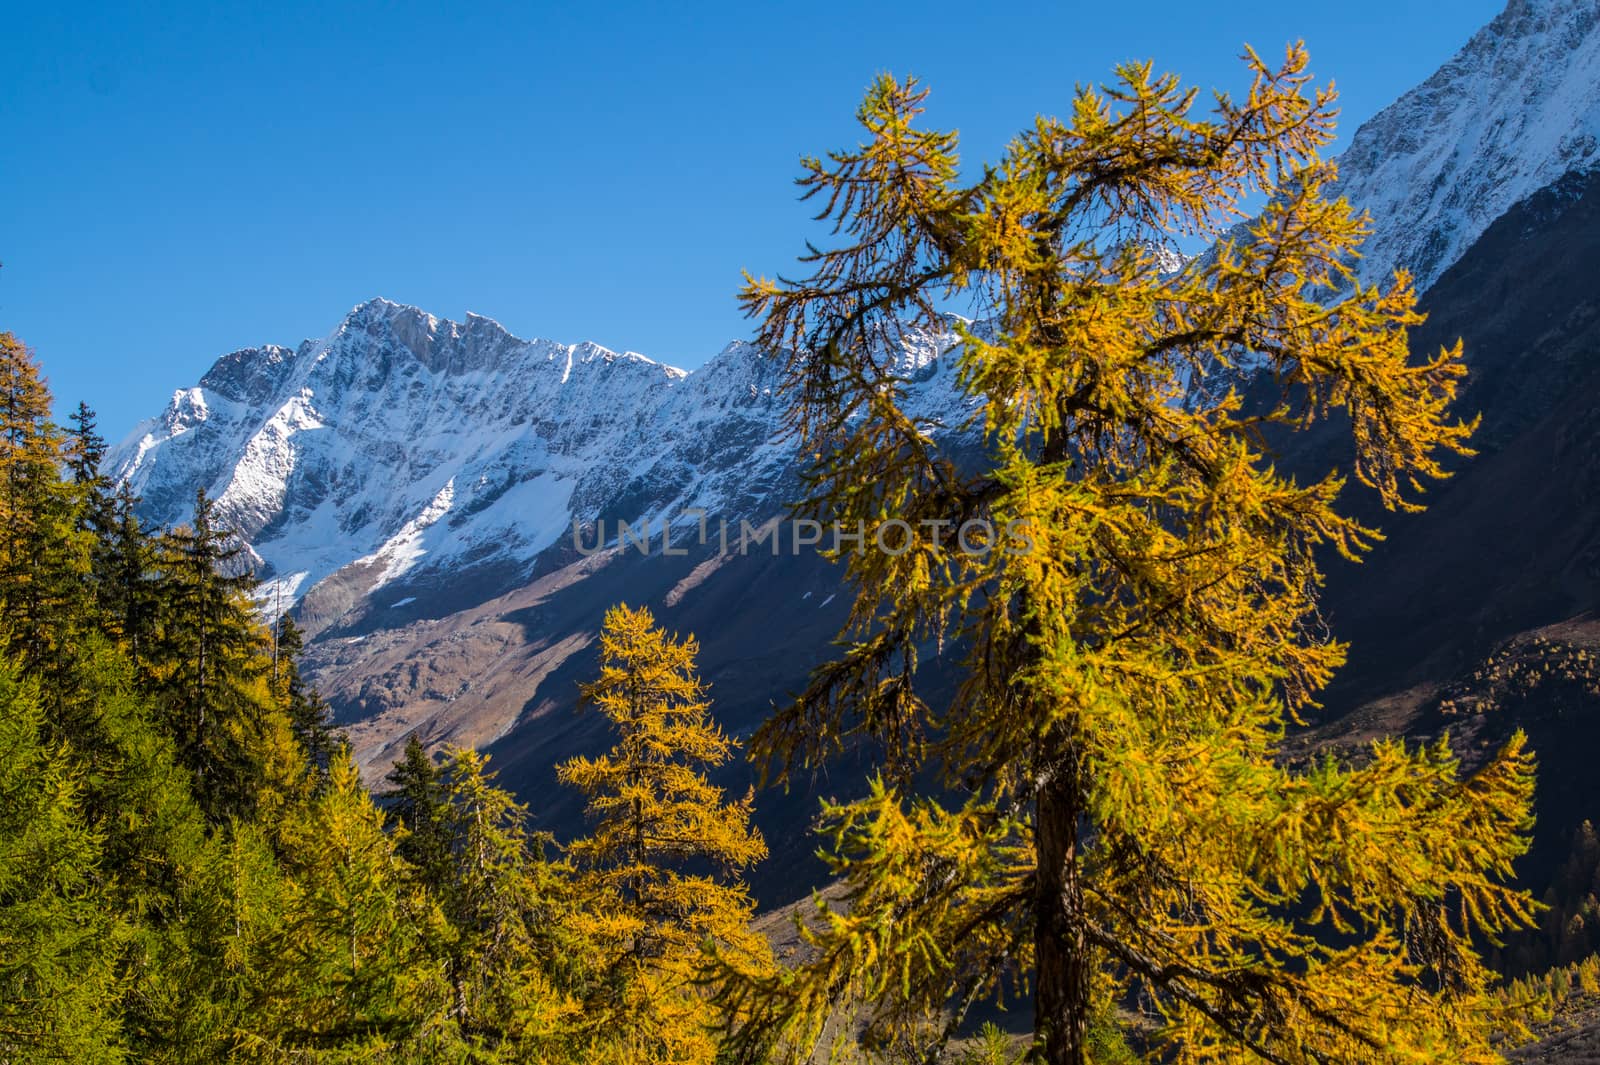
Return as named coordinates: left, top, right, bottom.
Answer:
left=0, top=332, right=93, bottom=687
left=714, top=51, right=1537, bottom=1065
left=0, top=659, right=125, bottom=1063
left=558, top=603, right=770, bottom=1062
left=267, top=748, right=456, bottom=1058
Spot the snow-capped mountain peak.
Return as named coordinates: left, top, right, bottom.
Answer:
left=106, top=298, right=964, bottom=628
left=1334, top=0, right=1600, bottom=293
left=107, top=298, right=707, bottom=617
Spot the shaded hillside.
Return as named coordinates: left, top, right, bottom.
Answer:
left=309, top=533, right=866, bottom=902
left=1307, top=167, right=1600, bottom=713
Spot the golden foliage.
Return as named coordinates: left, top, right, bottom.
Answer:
left=718, top=46, right=1536, bottom=1065
left=560, top=603, right=772, bottom=1063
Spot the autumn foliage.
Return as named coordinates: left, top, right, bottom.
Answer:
left=714, top=45, right=1537, bottom=1065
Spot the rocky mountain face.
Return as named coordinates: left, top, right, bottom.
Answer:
left=113, top=304, right=757, bottom=630
left=108, top=300, right=968, bottom=639
left=109, top=0, right=1600, bottom=928
left=1331, top=0, right=1599, bottom=294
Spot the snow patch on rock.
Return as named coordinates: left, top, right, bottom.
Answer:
left=1335, top=0, right=1600, bottom=293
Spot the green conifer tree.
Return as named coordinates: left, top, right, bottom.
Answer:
left=273, top=614, right=339, bottom=781
left=0, top=658, right=125, bottom=1062
left=151, top=488, right=276, bottom=822
left=382, top=734, right=453, bottom=891
left=66, top=402, right=126, bottom=617
left=102, top=484, right=161, bottom=673
left=66, top=401, right=115, bottom=535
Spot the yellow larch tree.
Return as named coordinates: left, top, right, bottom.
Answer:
left=558, top=603, right=771, bottom=1062
left=713, top=47, right=1538, bottom=1065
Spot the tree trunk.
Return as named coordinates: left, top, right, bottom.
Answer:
left=1034, top=765, right=1089, bottom=1064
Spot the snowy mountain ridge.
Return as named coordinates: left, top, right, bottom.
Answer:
left=1333, top=0, right=1600, bottom=293
left=107, top=297, right=967, bottom=625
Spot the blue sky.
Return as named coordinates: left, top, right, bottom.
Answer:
left=4, top=0, right=1505, bottom=440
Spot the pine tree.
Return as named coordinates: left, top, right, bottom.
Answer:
left=559, top=603, right=769, bottom=1062
left=102, top=484, right=160, bottom=672
left=273, top=614, right=339, bottom=782
left=67, top=402, right=125, bottom=615
left=64, top=401, right=106, bottom=485
left=66, top=401, right=115, bottom=536
left=716, top=54, right=1537, bottom=1064
left=151, top=488, right=276, bottom=822
left=382, top=733, right=453, bottom=890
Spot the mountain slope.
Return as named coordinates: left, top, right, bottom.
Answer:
left=107, top=298, right=971, bottom=637
left=1332, top=0, right=1599, bottom=293
left=1316, top=166, right=1600, bottom=709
